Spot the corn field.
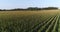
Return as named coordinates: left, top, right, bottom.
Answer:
left=0, top=10, right=59, bottom=32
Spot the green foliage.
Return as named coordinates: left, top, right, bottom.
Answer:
left=0, top=11, right=59, bottom=32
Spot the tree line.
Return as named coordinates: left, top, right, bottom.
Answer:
left=0, top=7, right=58, bottom=11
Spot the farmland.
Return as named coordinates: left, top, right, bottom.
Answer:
left=0, top=10, right=59, bottom=32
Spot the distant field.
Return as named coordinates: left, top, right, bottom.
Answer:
left=0, top=10, right=59, bottom=32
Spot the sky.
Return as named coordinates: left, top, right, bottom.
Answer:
left=40, top=0, right=60, bottom=8
left=0, top=0, right=60, bottom=9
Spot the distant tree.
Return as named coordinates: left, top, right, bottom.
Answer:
left=27, top=7, right=42, bottom=11
left=41, top=7, right=58, bottom=10
left=0, top=7, right=58, bottom=11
